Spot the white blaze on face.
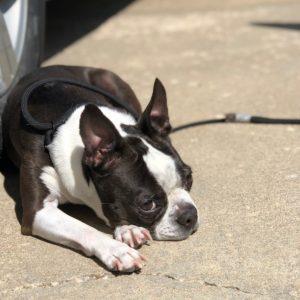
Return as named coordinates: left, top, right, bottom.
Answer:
left=141, top=139, right=199, bottom=240
left=141, top=139, right=180, bottom=195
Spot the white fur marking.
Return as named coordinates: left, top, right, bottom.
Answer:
left=142, top=139, right=180, bottom=194
left=140, top=141, right=199, bottom=240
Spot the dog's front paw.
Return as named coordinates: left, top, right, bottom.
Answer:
left=114, top=225, right=152, bottom=248
left=94, top=239, right=146, bottom=273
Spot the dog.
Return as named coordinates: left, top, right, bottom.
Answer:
left=2, top=65, right=199, bottom=272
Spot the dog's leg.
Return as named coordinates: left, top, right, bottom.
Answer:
left=20, top=159, right=50, bottom=235
left=32, top=198, right=145, bottom=272
left=114, top=225, right=152, bottom=248
left=19, top=159, right=144, bottom=272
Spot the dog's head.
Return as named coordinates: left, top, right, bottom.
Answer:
left=79, top=79, right=199, bottom=240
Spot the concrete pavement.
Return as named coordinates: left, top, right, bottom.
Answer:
left=1, top=0, right=300, bottom=298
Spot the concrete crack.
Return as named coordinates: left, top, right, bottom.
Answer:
left=1, top=271, right=294, bottom=298
left=0, top=273, right=109, bottom=296
left=141, top=273, right=268, bottom=296
left=202, top=280, right=265, bottom=296
left=141, top=272, right=183, bottom=282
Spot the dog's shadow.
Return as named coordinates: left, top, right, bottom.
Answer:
left=0, top=157, right=23, bottom=223
left=0, top=157, right=112, bottom=234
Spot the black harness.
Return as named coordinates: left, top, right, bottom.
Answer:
left=21, top=77, right=300, bottom=146
left=21, top=78, right=140, bottom=146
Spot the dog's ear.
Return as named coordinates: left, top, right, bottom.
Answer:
left=80, top=104, right=122, bottom=168
left=138, top=78, right=171, bottom=136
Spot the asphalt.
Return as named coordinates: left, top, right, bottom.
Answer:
left=1, top=0, right=300, bottom=299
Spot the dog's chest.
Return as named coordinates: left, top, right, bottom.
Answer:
left=41, top=105, right=136, bottom=219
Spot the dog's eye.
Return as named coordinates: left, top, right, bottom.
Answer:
left=141, top=200, right=156, bottom=212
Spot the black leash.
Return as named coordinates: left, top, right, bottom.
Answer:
left=21, top=78, right=300, bottom=144
left=171, top=113, right=300, bottom=133
left=172, top=118, right=226, bottom=132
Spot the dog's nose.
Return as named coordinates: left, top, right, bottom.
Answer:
left=175, top=204, right=198, bottom=230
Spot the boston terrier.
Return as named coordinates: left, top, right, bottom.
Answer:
left=2, top=65, right=199, bottom=272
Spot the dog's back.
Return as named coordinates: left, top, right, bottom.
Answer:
left=2, top=65, right=141, bottom=166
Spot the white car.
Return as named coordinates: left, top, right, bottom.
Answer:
left=0, top=0, right=45, bottom=152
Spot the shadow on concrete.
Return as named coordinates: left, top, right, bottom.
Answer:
left=44, top=0, right=136, bottom=60
left=0, top=157, right=112, bottom=234
left=252, top=22, right=300, bottom=31
left=0, top=157, right=22, bottom=224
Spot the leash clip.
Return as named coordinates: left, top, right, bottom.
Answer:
left=225, top=113, right=252, bottom=123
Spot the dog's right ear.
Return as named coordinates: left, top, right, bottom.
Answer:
left=80, top=104, right=122, bottom=168
left=137, top=78, right=171, bottom=137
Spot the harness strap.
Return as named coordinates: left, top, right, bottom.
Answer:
left=21, top=77, right=140, bottom=146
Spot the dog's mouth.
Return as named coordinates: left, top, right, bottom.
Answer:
left=148, top=188, right=199, bottom=241
left=150, top=213, right=199, bottom=241
left=150, top=225, right=199, bottom=241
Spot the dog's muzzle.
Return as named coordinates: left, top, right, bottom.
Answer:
left=151, top=188, right=199, bottom=240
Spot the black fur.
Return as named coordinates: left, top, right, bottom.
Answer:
left=2, top=65, right=193, bottom=235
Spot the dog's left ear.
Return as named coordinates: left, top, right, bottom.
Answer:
left=80, top=104, right=122, bottom=168
left=138, top=78, right=171, bottom=136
